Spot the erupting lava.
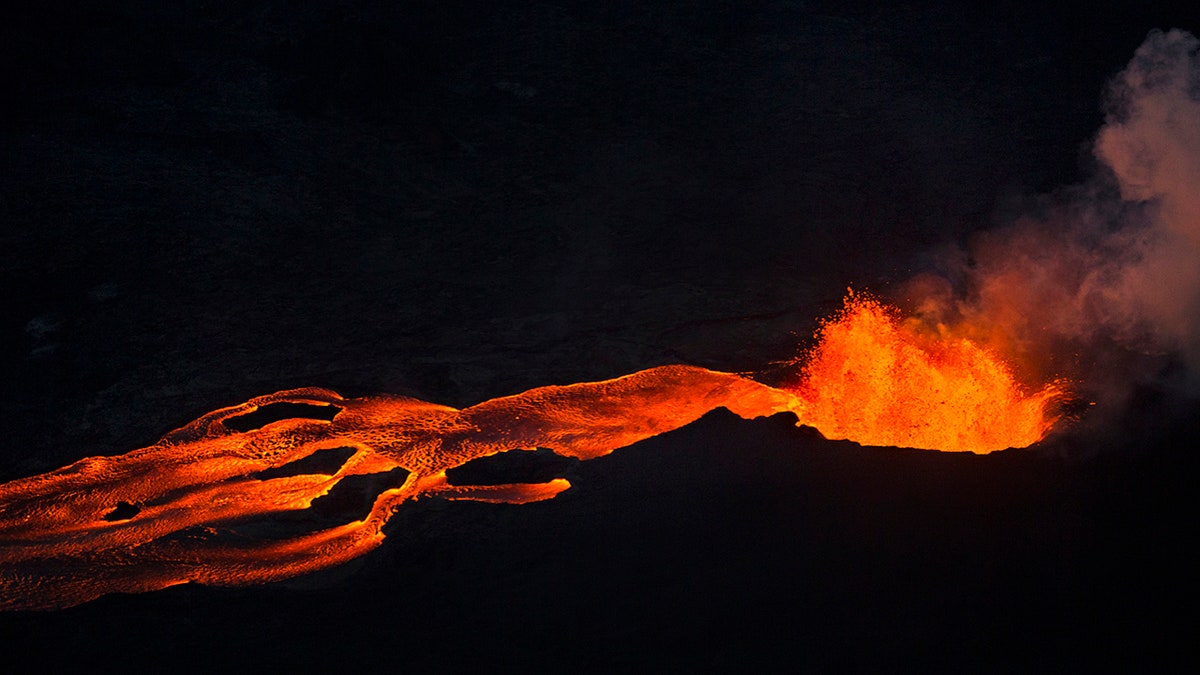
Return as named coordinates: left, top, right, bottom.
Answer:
left=788, top=293, right=1065, bottom=453
left=0, top=295, right=1064, bottom=611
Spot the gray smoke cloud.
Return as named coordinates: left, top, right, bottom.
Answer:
left=898, top=29, right=1200, bottom=429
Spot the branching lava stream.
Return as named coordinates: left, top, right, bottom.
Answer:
left=0, top=295, right=1065, bottom=611
left=0, top=367, right=794, bottom=611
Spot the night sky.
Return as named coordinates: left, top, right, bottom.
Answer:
left=2, top=2, right=1196, bottom=671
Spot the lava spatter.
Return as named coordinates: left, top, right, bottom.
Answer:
left=787, top=293, right=1065, bottom=453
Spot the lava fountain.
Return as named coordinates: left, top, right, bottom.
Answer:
left=12, top=26, right=1194, bottom=615
left=0, top=296, right=1065, bottom=611
left=787, top=292, right=1066, bottom=453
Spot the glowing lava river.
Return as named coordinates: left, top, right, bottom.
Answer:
left=0, top=295, right=1064, bottom=611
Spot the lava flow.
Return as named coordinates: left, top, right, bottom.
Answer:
left=787, top=293, right=1065, bottom=453
left=0, top=367, right=794, bottom=611
left=0, top=297, right=1065, bottom=611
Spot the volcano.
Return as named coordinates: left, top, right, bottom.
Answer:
left=1, top=2, right=1194, bottom=671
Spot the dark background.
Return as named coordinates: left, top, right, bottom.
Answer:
left=1, top=2, right=1196, bottom=671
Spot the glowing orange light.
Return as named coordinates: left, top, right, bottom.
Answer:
left=0, top=296, right=1067, bottom=611
left=0, top=367, right=794, bottom=611
left=787, top=292, right=1065, bottom=453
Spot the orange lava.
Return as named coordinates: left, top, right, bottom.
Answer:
left=0, top=366, right=793, bottom=611
left=787, top=293, right=1065, bottom=453
left=0, top=298, right=1067, bottom=610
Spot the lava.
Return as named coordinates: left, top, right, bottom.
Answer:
left=787, top=292, right=1065, bottom=453
left=0, top=297, right=1066, bottom=611
left=0, top=366, right=794, bottom=611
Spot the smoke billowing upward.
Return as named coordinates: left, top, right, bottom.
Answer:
left=1095, top=29, right=1200, bottom=362
left=898, top=29, right=1200, bottom=432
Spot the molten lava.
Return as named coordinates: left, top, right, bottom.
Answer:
left=787, top=293, right=1064, bottom=453
left=0, top=296, right=1066, bottom=611
left=0, top=367, right=794, bottom=611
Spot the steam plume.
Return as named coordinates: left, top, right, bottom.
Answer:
left=900, top=29, right=1200, bottom=421
left=1094, top=29, right=1200, bottom=362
